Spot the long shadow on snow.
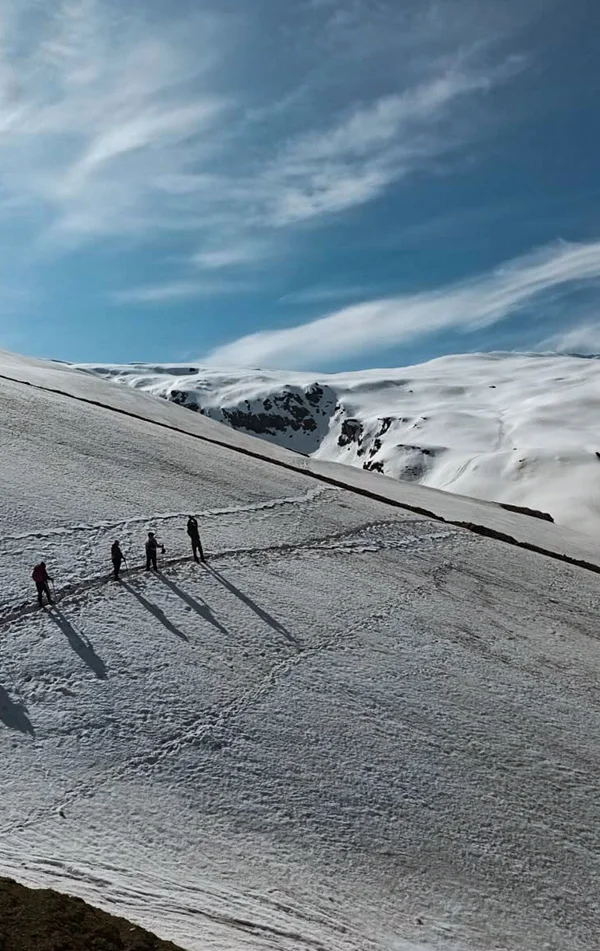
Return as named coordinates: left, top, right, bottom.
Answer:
left=204, top=565, right=301, bottom=649
left=48, top=607, right=108, bottom=680
left=156, top=573, right=230, bottom=637
left=120, top=580, right=188, bottom=642
left=0, top=685, right=34, bottom=735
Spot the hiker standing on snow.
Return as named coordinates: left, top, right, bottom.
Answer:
left=145, top=532, right=164, bottom=571
left=186, top=516, right=205, bottom=564
left=32, top=562, right=53, bottom=607
left=111, top=540, right=124, bottom=580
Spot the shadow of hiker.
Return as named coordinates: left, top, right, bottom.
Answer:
left=48, top=607, right=107, bottom=680
left=0, top=685, right=34, bottom=735
left=156, top=572, right=230, bottom=637
left=205, top=565, right=301, bottom=648
left=121, top=580, right=188, bottom=642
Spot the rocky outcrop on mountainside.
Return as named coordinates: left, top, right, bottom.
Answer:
left=168, top=382, right=339, bottom=454
left=335, top=413, right=445, bottom=480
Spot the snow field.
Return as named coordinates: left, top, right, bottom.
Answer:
left=1, top=353, right=600, bottom=950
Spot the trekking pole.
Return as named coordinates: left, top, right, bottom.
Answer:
left=51, top=579, right=57, bottom=602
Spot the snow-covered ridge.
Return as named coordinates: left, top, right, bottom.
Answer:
left=80, top=352, right=600, bottom=537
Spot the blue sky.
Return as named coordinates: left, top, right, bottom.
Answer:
left=0, top=0, right=599, bottom=371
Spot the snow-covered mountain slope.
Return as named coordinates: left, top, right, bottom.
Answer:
left=81, top=352, right=600, bottom=537
left=2, top=349, right=600, bottom=951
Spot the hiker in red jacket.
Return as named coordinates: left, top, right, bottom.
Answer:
left=32, top=562, right=53, bottom=607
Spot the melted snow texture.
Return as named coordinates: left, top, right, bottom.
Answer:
left=81, top=353, right=600, bottom=536
left=1, top=354, right=600, bottom=951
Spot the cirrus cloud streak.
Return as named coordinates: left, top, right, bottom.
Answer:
left=204, top=240, right=600, bottom=368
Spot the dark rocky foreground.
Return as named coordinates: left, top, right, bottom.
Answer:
left=0, top=878, right=184, bottom=951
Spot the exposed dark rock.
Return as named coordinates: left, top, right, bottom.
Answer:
left=368, top=438, right=382, bottom=460
left=377, top=417, right=394, bottom=437
left=364, top=459, right=385, bottom=474
left=396, top=443, right=434, bottom=456
left=166, top=383, right=340, bottom=454
left=338, top=418, right=364, bottom=448
left=499, top=503, right=554, bottom=523
left=218, top=385, right=327, bottom=442
left=0, top=877, right=184, bottom=951
left=221, top=406, right=316, bottom=436
left=168, top=390, right=200, bottom=411
left=305, top=383, right=326, bottom=406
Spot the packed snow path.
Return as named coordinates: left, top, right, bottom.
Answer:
left=1, top=357, right=600, bottom=951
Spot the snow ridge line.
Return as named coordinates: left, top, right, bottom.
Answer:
left=0, top=519, right=455, bottom=629
left=2, top=368, right=599, bottom=576
left=0, top=486, right=332, bottom=546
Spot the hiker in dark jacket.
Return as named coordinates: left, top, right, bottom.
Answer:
left=186, top=516, right=205, bottom=563
left=32, top=562, right=53, bottom=607
left=111, top=540, right=124, bottom=580
left=145, top=532, right=164, bottom=571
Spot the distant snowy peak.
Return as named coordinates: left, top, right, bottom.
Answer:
left=79, top=353, right=600, bottom=536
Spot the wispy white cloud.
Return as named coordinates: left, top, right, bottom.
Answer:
left=0, top=0, right=522, bottom=255
left=264, top=67, right=511, bottom=225
left=204, top=240, right=600, bottom=367
left=0, top=0, right=230, bottom=242
left=192, top=240, right=269, bottom=270
left=279, top=283, right=377, bottom=305
left=112, top=278, right=254, bottom=304
left=542, top=320, right=600, bottom=355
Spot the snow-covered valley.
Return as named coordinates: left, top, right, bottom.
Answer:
left=1, top=349, right=600, bottom=950
left=81, top=352, right=600, bottom=538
